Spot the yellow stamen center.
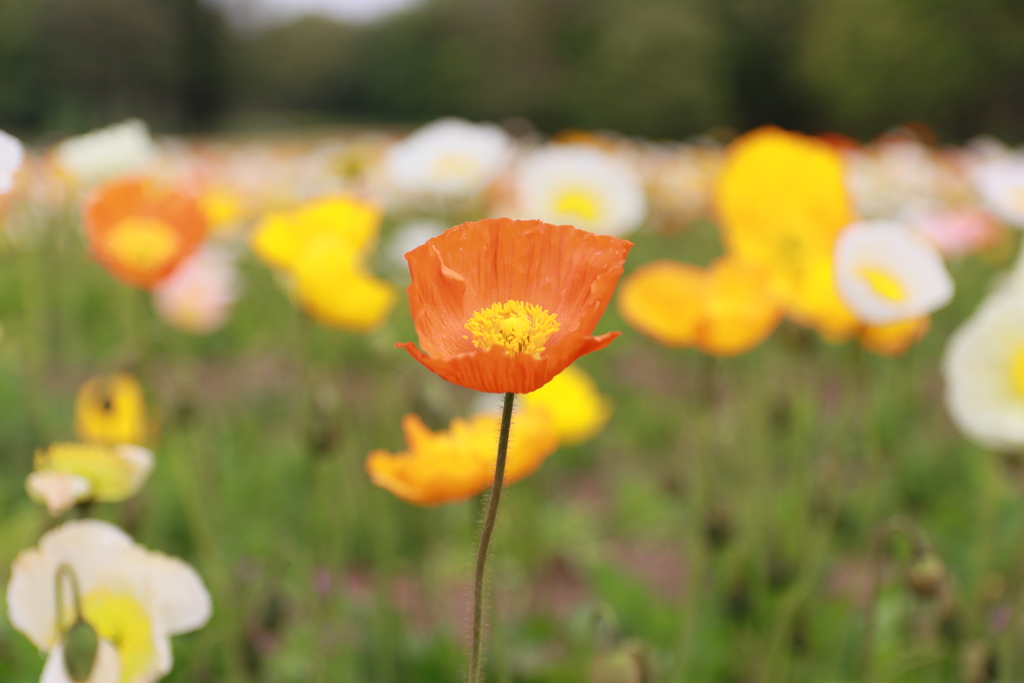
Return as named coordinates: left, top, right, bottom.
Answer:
left=465, top=300, right=560, bottom=357
left=555, top=189, right=600, bottom=221
left=858, top=266, right=906, bottom=301
left=1011, top=347, right=1024, bottom=399
left=106, top=217, right=181, bottom=273
left=82, top=590, right=156, bottom=683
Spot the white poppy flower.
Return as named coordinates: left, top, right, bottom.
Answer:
left=944, top=291, right=1024, bottom=452
left=834, top=220, right=954, bottom=325
left=152, top=245, right=240, bottom=335
left=512, top=143, right=647, bottom=236
left=382, top=117, right=513, bottom=201
left=7, top=520, right=212, bottom=683
left=0, top=130, right=25, bottom=195
left=54, top=120, right=157, bottom=186
left=971, top=153, right=1024, bottom=228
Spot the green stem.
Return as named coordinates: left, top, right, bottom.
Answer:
left=467, top=391, right=515, bottom=683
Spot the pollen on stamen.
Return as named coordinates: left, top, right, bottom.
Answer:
left=465, top=300, right=560, bottom=357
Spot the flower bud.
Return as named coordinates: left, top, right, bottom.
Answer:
left=907, top=552, right=946, bottom=599
left=63, top=619, right=99, bottom=682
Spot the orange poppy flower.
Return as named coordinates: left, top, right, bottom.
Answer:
left=85, top=178, right=207, bottom=289
left=366, top=409, right=559, bottom=506
left=397, top=218, right=632, bottom=394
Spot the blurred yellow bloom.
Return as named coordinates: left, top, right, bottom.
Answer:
left=199, top=186, right=243, bottom=232
left=75, top=373, right=150, bottom=446
left=617, top=257, right=782, bottom=356
left=715, top=126, right=854, bottom=309
left=293, top=232, right=397, bottom=331
left=251, top=196, right=396, bottom=331
left=365, top=409, right=559, bottom=506
left=29, top=443, right=154, bottom=515
left=785, top=257, right=860, bottom=342
left=521, top=365, right=612, bottom=446
left=250, top=196, right=380, bottom=271
left=860, top=317, right=930, bottom=357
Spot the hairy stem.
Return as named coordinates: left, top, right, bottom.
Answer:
left=467, top=391, right=515, bottom=683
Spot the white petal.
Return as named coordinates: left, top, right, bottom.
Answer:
left=53, top=119, right=156, bottom=186
left=7, top=521, right=136, bottom=649
left=514, top=143, right=647, bottom=236
left=144, top=553, right=212, bottom=635
left=0, top=130, right=24, bottom=195
left=944, top=292, right=1024, bottom=452
left=112, top=445, right=155, bottom=497
left=26, top=471, right=92, bottom=517
left=972, top=154, right=1024, bottom=228
left=41, top=640, right=121, bottom=683
left=383, top=117, right=514, bottom=200
left=835, top=220, right=954, bottom=324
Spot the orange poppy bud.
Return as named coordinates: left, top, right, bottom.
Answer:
left=84, top=178, right=207, bottom=289
left=397, top=218, right=632, bottom=394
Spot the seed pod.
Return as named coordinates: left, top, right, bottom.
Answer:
left=907, top=552, right=946, bottom=599
left=63, top=619, right=99, bottom=682
left=589, top=641, right=648, bottom=683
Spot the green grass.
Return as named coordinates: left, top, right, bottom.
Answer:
left=0, top=211, right=1019, bottom=683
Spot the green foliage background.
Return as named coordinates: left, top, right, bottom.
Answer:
left=2, top=0, right=1024, bottom=140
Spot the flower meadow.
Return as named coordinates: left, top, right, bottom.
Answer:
left=1, top=118, right=1024, bottom=683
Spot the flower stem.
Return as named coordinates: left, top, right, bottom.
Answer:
left=467, top=391, right=515, bottom=683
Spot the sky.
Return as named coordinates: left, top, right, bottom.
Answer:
left=209, top=0, right=423, bottom=27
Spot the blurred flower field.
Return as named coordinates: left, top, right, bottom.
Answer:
left=1, top=118, right=1024, bottom=682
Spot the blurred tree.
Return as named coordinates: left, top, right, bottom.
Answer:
left=3, top=0, right=1024, bottom=141
left=165, top=0, right=229, bottom=131
left=232, top=16, right=360, bottom=115
left=797, top=0, right=1024, bottom=140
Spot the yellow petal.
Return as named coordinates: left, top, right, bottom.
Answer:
left=74, top=374, right=149, bottom=446
left=617, top=260, right=704, bottom=347
left=522, top=365, right=612, bottom=446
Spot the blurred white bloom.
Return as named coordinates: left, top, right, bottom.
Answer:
left=636, top=143, right=720, bottom=229
left=382, top=117, right=513, bottom=201
left=0, top=130, right=25, bottom=194
left=834, top=220, right=954, bottom=324
left=944, top=290, right=1024, bottom=452
left=27, top=443, right=155, bottom=517
left=153, top=246, right=239, bottom=335
left=7, top=520, right=212, bottom=683
left=513, top=143, right=647, bottom=236
left=971, top=153, right=1024, bottom=228
left=54, top=120, right=157, bottom=186
left=845, top=139, right=954, bottom=221
left=384, top=218, right=446, bottom=273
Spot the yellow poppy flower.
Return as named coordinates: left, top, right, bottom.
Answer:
left=521, top=365, right=612, bottom=446
left=28, top=443, right=154, bottom=515
left=293, top=232, right=397, bottom=331
left=250, top=196, right=381, bottom=272
left=715, top=126, right=854, bottom=308
left=74, top=373, right=150, bottom=446
left=617, top=257, right=782, bottom=356
left=785, top=256, right=860, bottom=342
left=365, top=409, right=559, bottom=506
